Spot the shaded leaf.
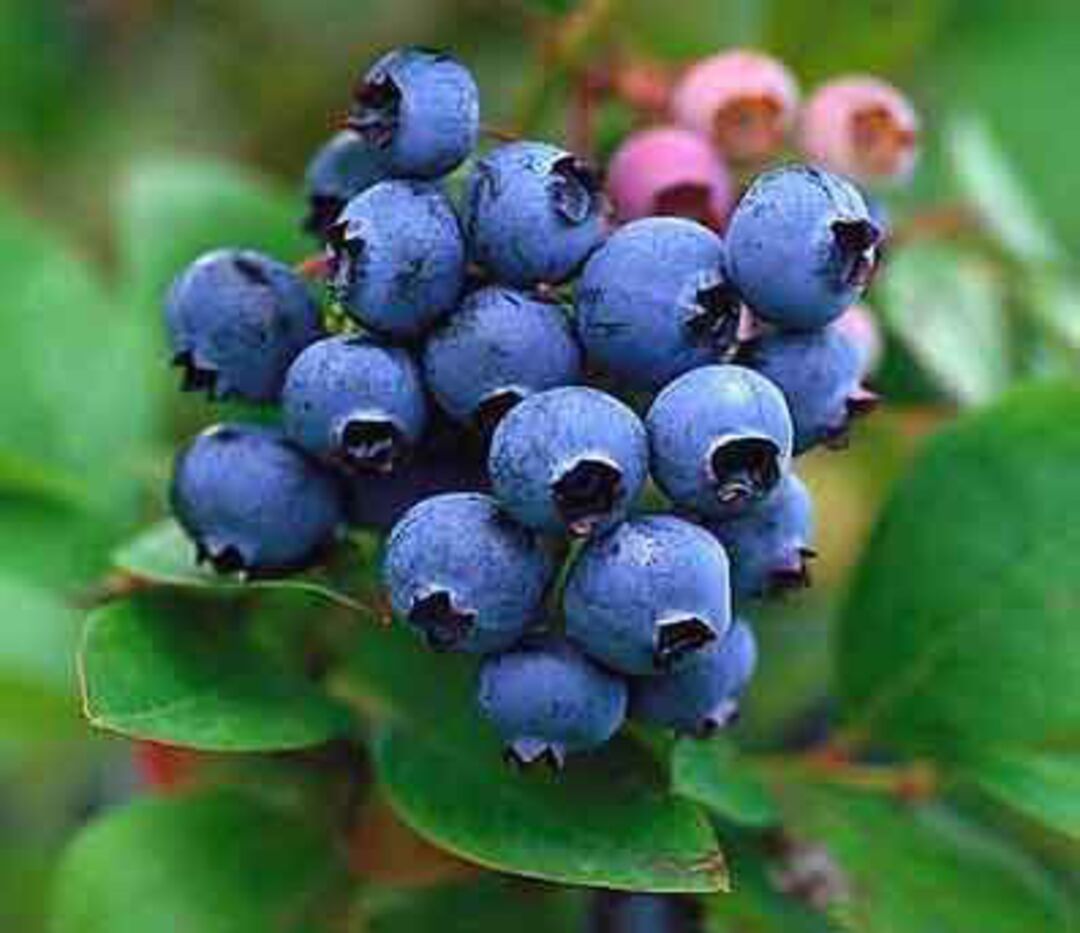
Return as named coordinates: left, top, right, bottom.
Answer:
left=80, top=596, right=350, bottom=751
left=838, top=383, right=1080, bottom=763
left=672, top=738, right=778, bottom=828
left=966, top=749, right=1080, bottom=843
left=51, top=789, right=345, bottom=933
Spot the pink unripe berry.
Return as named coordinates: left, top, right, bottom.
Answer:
left=835, top=303, right=883, bottom=375
left=671, top=50, right=800, bottom=163
left=800, top=77, right=919, bottom=182
left=606, top=126, right=734, bottom=229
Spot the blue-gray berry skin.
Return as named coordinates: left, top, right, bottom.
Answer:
left=383, top=493, right=553, bottom=654
left=423, top=285, right=582, bottom=429
left=590, top=893, right=699, bottom=933
left=170, top=424, right=343, bottom=576
left=303, top=131, right=391, bottom=241
left=164, top=249, right=322, bottom=402
left=282, top=335, right=428, bottom=473
left=564, top=515, right=732, bottom=676
left=646, top=364, right=793, bottom=519
left=725, top=165, right=881, bottom=330
left=576, top=217, right=739, bottom=389
left=477, top=636, right=627, bottom=768
left=348, top=48, right=479, bottom=179
left=464, top=141, right=608, bottom=287
left=740, top=323, right=878, bottom=454
left=630, top=618, right=757, bottom=736
left=703, top=473, right=815, bottom=601
left=328, top=180, right=465, bottom=339
left=488, top=386, right=648, bottom=537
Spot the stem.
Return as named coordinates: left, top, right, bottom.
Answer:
left=890, top=203, right=982, bottom=248
left=296, top=254, right=331, bottom=280
left=752, top=747, right=939, bottom=802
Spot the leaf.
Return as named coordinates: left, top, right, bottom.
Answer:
left=672, top=738, right=778, bottom=828
left=966, top=749, right=1080, bottom=843
left=879, top=243, right=1010, bottom=406
left=80, top=596, right=350, bottom=751
left=113, top=519, right=370, bottom=613
left=774, top=782, right=1070, bottom=932
left=51, top=789, right=345, bottom=933
left=335, top=622, right=727, bottom=893
left=947, top=114, right=1064, bottom=267
left=837, top=383, right=1080, bottom=764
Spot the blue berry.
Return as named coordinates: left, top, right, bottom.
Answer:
left=282, top=335, right=428, bottom=472
left=303, top=131, right=390, bottom=241
left=464, top=141, right=608, bottom=287
left=164, top=249, right=322, bottom=402
left=383, top=493, right=553, bottom=653
left=702, top=473, right=815, bottom=600
left=739, top=323, right=879, bottom=454
left=488, top=387, right=648, bottom=536
left=347, top=47, right=479, bottom=179
left=564, top=516, right=731, bottom=676
left=630, top=618, right=757, bottom=735
left=725, top=165, right=881, bottom=330
left=328, top=180, right=465, bottom=339
left=478, top=636, right=627, bottom=768
left=423, top=285, right=582, bottom=429
left=590, top=893, right=700, bottom=933
left=170, top=424, right=343, bottom=576
left=576, top=217, right=739, bottom=389
left=646, top=365, right=793, bottom=519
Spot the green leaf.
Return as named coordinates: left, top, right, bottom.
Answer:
left=117, top=157, right=309, bottom=319
left=80, top=596, right=350, bottom=751
left=617, top=0, right=765, bottom=58
left=774, top=782, right=1070, bottom=932
left=672, top=738, right=778, bottom=828
left=947, top=115, right=1064, bottom=267
left=838, top=383, right=1080, bottom=763
left=51, top=789, right=345, bottom=933
left=336, top=622, right=727, bottom=893
left=966, top=749, right=1080, bottom=843
left=113, top=520, right=370, bottom=613
left=879, top=244, right=1010, bottom=406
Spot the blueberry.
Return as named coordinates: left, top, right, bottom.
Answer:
left=164, top=249, right=322, bottom=402
left=328, top=180, right=465, bottom=339
left=630, top=619, right=757, bottom=735
left=347, top=47, right=479, bottom=179
left=464, top=141, right=608, bottom=287
left=423, top=285, right=582, bottom=429
left=282, top=335, right=428, bottom=472
left=646, top=365, right=793, bottom=519
left=564, top=515, right=731, bottom=676
left=739, top=322, right=879, bottom=454
left=477, top=636, right=627, bottom=768
left=383, top=493, right=553, bottom=653
left=303, top=130, right=391, bottom=241
left=702, top=473, right=815, bottom=600
left=488, top=387, right=648, bottom=536
left=590, top=893, right=701, bottom=933
left=576, top=217, right=739, bottom=390
left=170, top=424, right=343, bottom=576
left=725, top=165, right=881, bottom=330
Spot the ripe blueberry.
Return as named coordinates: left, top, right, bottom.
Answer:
left=347, top=47, right=479, bottom=179
left=164, top=249, right=322, bottom=402
left=170, top=424, right=343, bottom=576
left=646, top=364, right=793, bottom=518
left=328, top=180, right=465, bottom=339
left=703, top=473, right=815, bottom=600
left=629, top=618, right=757, bottom=736
left=488, top=386, right=648, bottom=536
left=383, top=493, right=553, bottom=653
left=589, top=892, right=701, bottom=933
left=725, top=165, right=881, bottom=330
left=739, top=322, right=879, bottom=454
left=576, top=217, right=739, bottom=390
left=423, top=285, right=582, bottom=429
left=564, top=515, right=732, bottom=676
left=464, top=141, right=608, bottom=287
left=303, top=130, right=390, bottom=241
left=282, top=335, right=428, bottom=473
left=477, top=636, right=627, bottom=768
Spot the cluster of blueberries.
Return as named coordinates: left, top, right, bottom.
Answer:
left=166, top=46, right=889, bottom=769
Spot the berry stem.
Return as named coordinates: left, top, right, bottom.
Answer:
left=891, top=203, right=981, bottom=248
left=752, top=748, right=940, bottom=802
left=296, top=254, right=331, bottom=280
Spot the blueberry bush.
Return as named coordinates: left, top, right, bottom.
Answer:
left=3, top=2, right=1080, bottom=931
